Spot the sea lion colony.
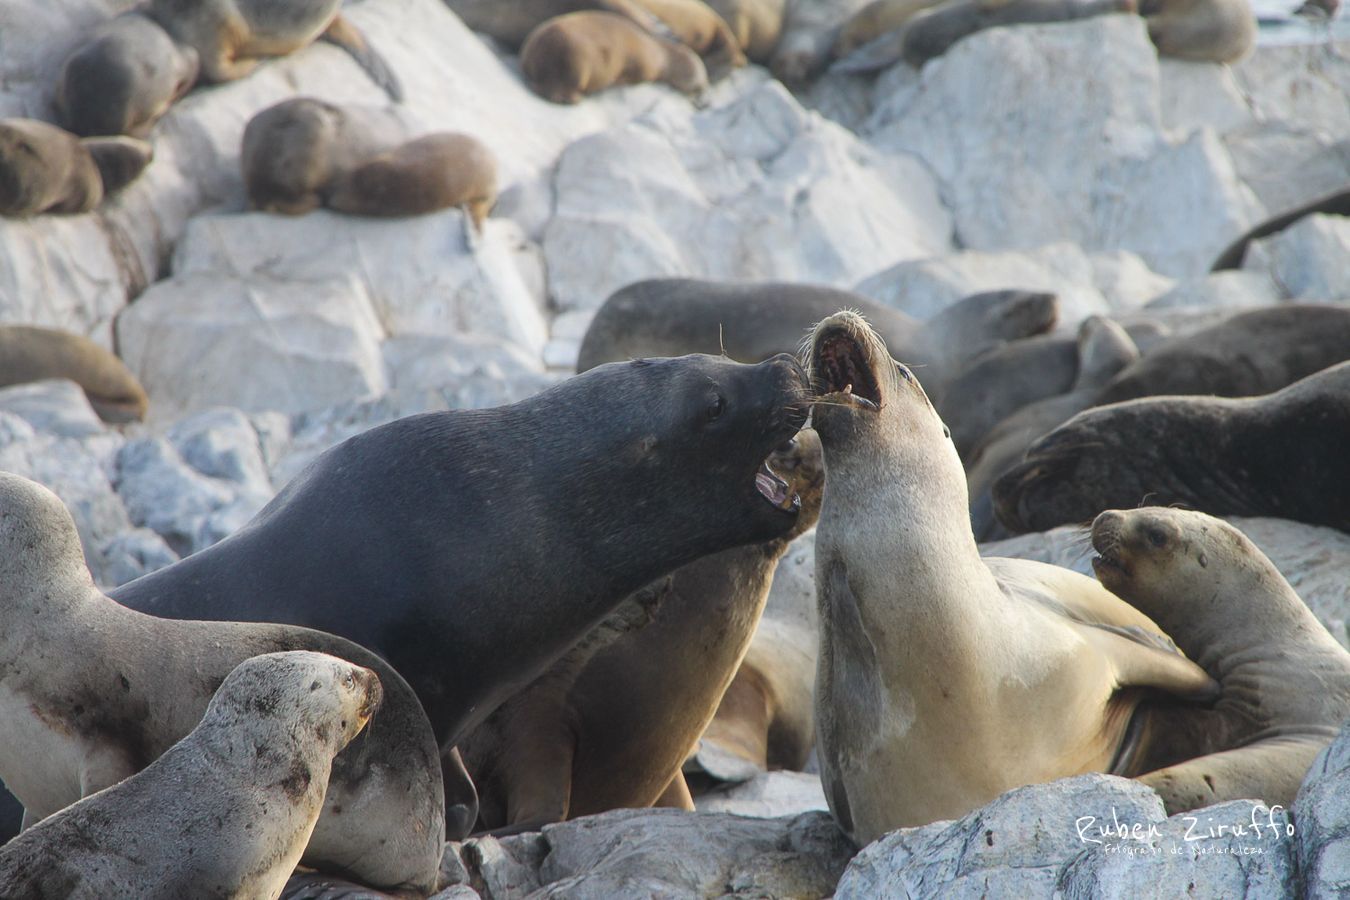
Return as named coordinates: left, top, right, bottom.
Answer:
left=0, top=0, right=1347, bottom=897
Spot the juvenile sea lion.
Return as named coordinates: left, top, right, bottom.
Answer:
left=706, top=0, right=789, bottom=61
left=241, top=97, right=411, bottom=215
left=327, top=132, right=499, bottom=227
left=463, top=429, right=825, bottom=830
left=520, top=11, right=710, bottom=104
left=0, top=651, right=380, bottom=900
left=805, top=311, right=1217, bottom=845
left=771, top=0, right=874, bottom=85
left=0, top=474, right=449, bottom=894
left=0, top=120, right=151, bottom=217
left=578, top=277, right=1057, bottom=392
left=1141, top=0, right=1255, bottom=64
left=55, top=12, right=200, bottom=138
left=901, top=0, right=1137, bottom=68
left=145, top=0, right=402, bottom=100
left=1091, top=508, right=1350, bottom=811
left=632, top=0, right=748, bottom=75
left=112, top=354, right=811, bottom=764
left=0, top=326, right=149, bottom=423
left=444, top=0, right=677, bottom=47
left=1210, top=186, right=1350, bottom=271
left=994, top=361, right=1350, bottom=535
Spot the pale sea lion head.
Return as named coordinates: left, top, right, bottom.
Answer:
left=1090, top=507, right=1246, bottom=599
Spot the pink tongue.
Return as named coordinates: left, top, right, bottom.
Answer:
left=756, top=471, right=787, bottom=505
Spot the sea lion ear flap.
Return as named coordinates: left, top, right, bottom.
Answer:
left=1072, top=316, right=1139, bottom=392
left=82, top=136, right=154, bottom=196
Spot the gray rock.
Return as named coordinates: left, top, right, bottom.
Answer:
left=97, top=527, right=179, bottom=588
left=114, top=436, right=241, bottom=557
left=1158, top=58, right=1251, bottom=136
left=696, top=770, right=830, bottom=818
left=835, top=775, right=1164, bottom=899
left=455, top=809, right=853, bottom=900
left=1296, top=722, right=1350, bottom=899
left=1145, top=270, right=1282, bottom=310
left=1244, top=213, right=1350, bottom=302
left=0, top=378, right=106, bottom=438
left=1224, top=125, right=1350, bottom=217
left=1231, top=39, right=1350, bottom=143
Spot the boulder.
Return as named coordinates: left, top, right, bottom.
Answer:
left=696, top=770, right=830, bottom=819
left=1295, top=722, right=1350, bottom=899
left=544, top=80, right=951, bottom=313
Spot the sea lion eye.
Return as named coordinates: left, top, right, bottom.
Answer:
left=708, top=394, right=725, bottom=421
left=895, top=363, right=912, bottom=382
left=344, top=673, right=356, bottom=689
left=1146, top=527, right=1168, bottom=549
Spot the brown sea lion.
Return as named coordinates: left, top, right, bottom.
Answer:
left=462, top=430, right=825, bottom=831
left=707, top=0, right=789, bottom=61
left=0, top=326, right=149, bottom=423
left=0, top=119, right=152, bottom=217
left=1142, top=0, right=1256, bottom=64
left=444, top=0, right=678, bottom=47
left=520, top=11, right=710, bottom=104
left=326, top=132, right=499, bottom=227
left=633, top=0, right=749, bottom=75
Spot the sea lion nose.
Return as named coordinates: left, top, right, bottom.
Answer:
left=1091, top=510, right=1127, bottom=545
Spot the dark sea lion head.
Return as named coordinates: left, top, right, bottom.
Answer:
left=574, top=352, right=810, bottom=547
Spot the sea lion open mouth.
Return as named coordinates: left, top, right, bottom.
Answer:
left=811, top=329, right=881, bottom=412
left=755, top=452, right=801, bottom=513
left=1089, top=521, right=1131, bottom=580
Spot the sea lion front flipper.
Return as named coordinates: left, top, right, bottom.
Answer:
left=1137, top=733, right=1334, bottom=814
left=653, top=771, right=695, bottom=810
left=320, top=15, right=404, bottom=103
left=1081, top=626, right=1220, bottom=702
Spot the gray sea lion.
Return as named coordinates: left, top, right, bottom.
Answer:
left=0, top=120, right=152, bottom=218
left=0, top=473, right=449, bottom=894
left=1210, top=185, right=1350, bottom=271
left=805, top=310, right=1218, bottom=844
left=994, top=361, right=1350, bottom=535
left=966, top=315, right=1139, bottom=541
left=55, top=12, right=200, bottom=139
left=771, top=0, right=875, bottom=85
left=146, top=0, right=402, bottom=100
left=1092, top=508, right=1350, bottom=811
left=444, top=0, right=678, bottom=47
left=901, top=0, right=1137, bottom=68
left=577, top=277, right=1057, bottom=392
left=520, top=11, right=710, bottom=104
left=462, top=429, right=825, bottom=830
left=633, top=0, right=749, bottom=75
left=706, top=0, right=789, bottom=61
left=0, top=326, right=149, bottom=423
left=111, top=354, right=811, bottom=779
left=832, top=0, right=944, bottom=59
left=326, top=132, right=499, bottom=227
left=0, top=651, right=380, bottom=900
left=241, top=97, right=412, bottom=215
left=1141, top=0, right=1255, bottom=64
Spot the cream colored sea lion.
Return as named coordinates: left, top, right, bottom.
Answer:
left=0, top=651, right=380, bottom=900
left=0, top=473, right=447, bottom=895
left=0, top=325, right=149, bottom=423
left=521, top=11, right=710, bottom=103
left=1091, top=508, right=1350, bottom=812
left=55, top=12, right=200, bottom=138
left=0, top=120, right=152, bottom=218
left=632, top=0, right=748, bottom=75
left=707, top=0, right=789, bottom=61
left=806, top=311, right=1219, bottom=845
left=327, top=132, right=499, bottom=227
left=145, top=0, right=402, bottom=99
left=462, top=430, right=825, bottom=830
left=444, top=0, right=679, bottom=47
left=1141, top=0, right=1255, bottom=64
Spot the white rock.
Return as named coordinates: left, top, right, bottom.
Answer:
left=97, top=527, right=179, bottom=588
left=455, top=809, right=854, bottom=899
left=1158, top=58, right=1251, bottom=136
left=1244, top=214, right=1350, bottom=302
left=166, top=407, right=275, bottom=507
left=981, top=517, right=1350, bottom=649
left=1223, top=124, right=1350, bottom=216
left=544, top=81, right=951, bottom=312
left=114, top=436, right=241, bottom=557
left=696, top=770, right=830, bottom=818
left=116, top=272, right=388, bottom=421
left=0, top=379, right=106, bottom=438
left=1296, top=721, right=1350, bottom=899
left=1146, top=269, right=1282, bottom=310
left=1088, top=251, right=1177, bottom=311
left=867, top=17, right=1262, bottom=278
left=1231, top=39, right=1350, bottom=142
left=835, top=775, right=1164, bottom=899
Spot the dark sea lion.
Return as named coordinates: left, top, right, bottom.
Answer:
left=1092, top=508, right=1350, bottom=812
left=326, top=132, right=499, bottom=227
left=520, top=11, right=710, bottom=104
left=112, top=354, right=810, bottom=761
left=55, top=12, right=200, bottom=138
left=578, top=277, right=1056, bottom=391
left=1210, top=185, right=1350, bottom=271
left=462, top=429, right=824, bottom=831
left=994, top=361, right=1350, bottom=534
left=0, top=651, right=381, bottom=899
left=146, top=0, right=402, bottom=100
left=902, top=0, right=1136, bottom=68
left=833, top=0, right=945, bottom=59
left=0, top=473, right=449, bottom=894
left=1141, top=0, right=1255, bottom=64
left=0, top=326, right=149, bottom=423
left=241, top=97, right=411, bottom=215
left=0, top=120, right=151, bottom=217
left=805, top=310, right=1217, bottom=845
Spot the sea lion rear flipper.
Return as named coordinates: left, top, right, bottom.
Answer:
left=653, top=771, right=695, bottom=810
left=320, top=15, right=403, bottom=103
left=1137, top=734, right=1332, bottom=813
